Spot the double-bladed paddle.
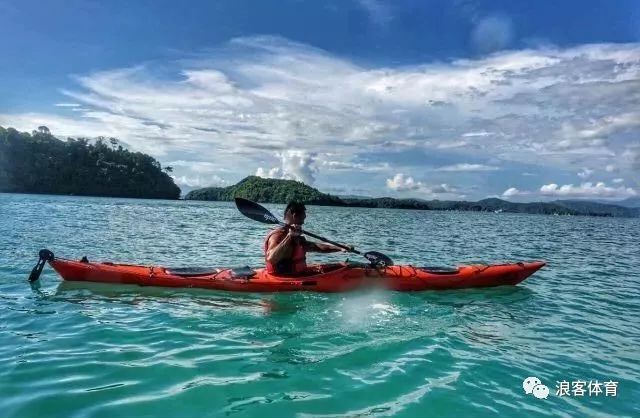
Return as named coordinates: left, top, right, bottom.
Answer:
left=234, top=197, right=393, bottom=267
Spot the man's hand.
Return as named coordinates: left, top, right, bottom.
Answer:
left=287, top=224, right=302, bottom=237
left=339, top=245, right=354, bottom=252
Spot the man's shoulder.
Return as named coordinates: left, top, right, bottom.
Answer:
left=266, top=228, right=287, bottom=240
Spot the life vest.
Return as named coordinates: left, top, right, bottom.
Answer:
left=264, top=227, right=307, bottom=275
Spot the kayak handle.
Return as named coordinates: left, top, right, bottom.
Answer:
left=28, top=249, right=54, bottom=282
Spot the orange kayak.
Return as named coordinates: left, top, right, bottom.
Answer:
left=38, top=251, right=545, bottom=292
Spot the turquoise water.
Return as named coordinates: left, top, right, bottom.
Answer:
left=1, top=193, right=639, bottom=417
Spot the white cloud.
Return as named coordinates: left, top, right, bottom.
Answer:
left=254, top=150, right=317, bottom=184
left=54, top=103, right=80, bottom=107
left=539, top=182, right=637, bottom=198
left=255, top=166, right=282, bottom=179
left=278, top=150, right=317, bottom=184
left=167, top=160, right=226, bottom=174
left=385, top=174, right=457, bottom=196
left=462, top=131, right=492, bottom=137
left=436, top=163, right=499, bottom=172
left=574, top=112, right=640, bottom=140
left=172, top=174, right=228, bottom=188
left=502, top=187, right=521, bottom=197
left=605, top=164, right=618, bottom=173
left=386, top=173, right=421, bottom=191
left=319, top=159, right=391, bottom=172
left=612, top=178, right=624, bottom=184
left=577, top=168, right=594, bottom=180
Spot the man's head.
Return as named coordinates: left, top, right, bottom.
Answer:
left=284, top=201, right=306, bottom=225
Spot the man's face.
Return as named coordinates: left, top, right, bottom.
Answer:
left=287, top=210, right=306, bottom=225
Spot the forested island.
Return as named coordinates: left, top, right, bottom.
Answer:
left=186, top=176, right=640, bottom=218
left=0, top=126, right=180, bottom=199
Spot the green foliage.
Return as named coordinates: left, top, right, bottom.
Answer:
left=554, top=200, right=639, bottom=217
left=186, top=176, right=638, bottom=218
left=185, top=176, right=344, bottom=205
left=0, top=125, right=180, bottom=199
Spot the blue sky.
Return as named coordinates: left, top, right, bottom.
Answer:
left=1, top=0, right=639, bottom=200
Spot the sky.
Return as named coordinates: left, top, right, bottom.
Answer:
left=1, top=0, right=639, bottom=201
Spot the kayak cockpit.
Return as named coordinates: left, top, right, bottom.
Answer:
left=165, top=266, right=255, bottom=278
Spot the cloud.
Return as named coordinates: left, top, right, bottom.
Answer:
left=471, top=15, right=514, bottom=53
left=278, top=150, right=317, bottom=184
left=386, top=173, right=421, bottom=191
left=255, top=150, right=317, bottom=184
left=573, top=112, right=640, bottom=140
left=502, top=187, right=521, bottom=197
left=167, top=160, right=228, bottom=174
left=1, top=37, right=639, bottom=198
left=386, top=173, right=456, bottom=196
left=54, top=103, right=81, bottom=107
left=462, top=131, right=492, bottom=137
left=255, top=167, right=282, bottom=179
left=612, top=178, right=624, bottom=184
left=436, top=163, right=499, bottom=172
left=577, top=168, right=594, bottom=180
left=319, top=159, right=391, bottom=172
left=539, top=182, right=637, bottom=198
left=172, top=174, right=228, bottom=188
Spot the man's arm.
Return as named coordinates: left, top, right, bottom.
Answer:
left=266, top=231, right=295, bottom=264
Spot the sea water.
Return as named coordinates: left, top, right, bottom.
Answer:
left=1, top=193, right=638, bottom=417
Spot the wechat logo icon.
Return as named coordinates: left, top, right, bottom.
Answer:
left=523, top=377, right=549, bottom=399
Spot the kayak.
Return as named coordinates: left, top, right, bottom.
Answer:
left=35, top=250, right=545, bottom=292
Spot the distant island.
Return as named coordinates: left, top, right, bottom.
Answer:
left=186, top=176, right=640, bottom=218
left=0, top=125, right=180, bottom=199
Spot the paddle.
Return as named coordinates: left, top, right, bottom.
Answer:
left=234, top=197, right=393, bottom=267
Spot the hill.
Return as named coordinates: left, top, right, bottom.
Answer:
left=186, top=177, right=639, bottom=217
left=0, top=125, right=180, bottom=199
left=185, top=176, right=343, bottom=205
left=554, top=200, right=639, bottom=217
left=617, top=197, right=640, bottom=208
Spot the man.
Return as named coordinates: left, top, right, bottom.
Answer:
left=264, top=201, right=352, bottom=275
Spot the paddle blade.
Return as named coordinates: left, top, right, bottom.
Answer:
left=234, top=197, right=281, bottom=225
left=364, top=251, right=394, bottom=267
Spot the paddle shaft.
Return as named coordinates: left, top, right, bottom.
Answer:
left=278, top=222, right=360, bottom=254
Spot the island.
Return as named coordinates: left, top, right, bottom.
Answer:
left=185, top=176, right=640, bottom=218
left=0, top=126, right=180, bottom=199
